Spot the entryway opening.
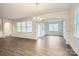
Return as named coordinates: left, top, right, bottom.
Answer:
left=4, top=22, right=12, bottom=37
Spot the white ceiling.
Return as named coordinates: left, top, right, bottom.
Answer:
left=0, top=3, right=74, bottom=19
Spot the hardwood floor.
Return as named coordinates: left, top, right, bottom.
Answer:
left=0, top=36, right=77, bottom=56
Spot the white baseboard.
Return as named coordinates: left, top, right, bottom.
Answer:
left=70, top=44, right=79, bottom=56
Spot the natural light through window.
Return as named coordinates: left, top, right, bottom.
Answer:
left=16, top=21, right=32, bottom=32
left=21, top=22, right=27, bottom=32
left=16, top=22, right=21, bottom=32
left=49, top=23, right=58, bottom=31
left=74, top=8, right=79, bottom=37
left=27, top=21, right=32, bottom=32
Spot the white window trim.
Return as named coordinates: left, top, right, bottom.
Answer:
left=49, top=23, right=58, bottom=31
left=16, top=21, right=32, bottom=32
left=74, top=6, right=79, bottom=38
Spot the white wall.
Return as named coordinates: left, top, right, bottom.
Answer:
left=38, top=10, right=68, bottom=20
left=63, top=4, right=79, bottom=55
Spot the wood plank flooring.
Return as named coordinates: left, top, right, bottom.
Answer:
left=0, top=36, right=77, bottom=56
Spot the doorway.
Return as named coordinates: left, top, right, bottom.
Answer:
left=4, top=22, right=12, bottom=37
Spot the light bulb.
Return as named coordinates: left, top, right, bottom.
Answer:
left=33, top=17, right=36, bottom=20
left=40, top=18, right=42, bottom=20
left=37, top=17, right=40, bottom=20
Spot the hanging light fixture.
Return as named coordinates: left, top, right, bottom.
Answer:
left=33, top=3, right=42, bottom=21
left=36, top=3, right=39, bottom=5
left=33, top=16, right=42, bottom=21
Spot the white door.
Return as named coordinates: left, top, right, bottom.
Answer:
left=4, top=22, right=12, bottom=37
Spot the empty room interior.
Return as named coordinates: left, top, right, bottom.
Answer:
left=0, top=3, right=79, bottom=56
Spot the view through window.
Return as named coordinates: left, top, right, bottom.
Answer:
left=16, top=21, right=32, bottom=32
left=49, top=23, right=58, bottom=31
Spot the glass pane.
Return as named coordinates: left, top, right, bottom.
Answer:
left=27, top=21, right=32, bottom=26
left=75, top=9, right=79, bottom=37
left=21, top=22, right=27, bottom=32
left=49, top=24, right=54, bottom=31
left=27, top=27, right=32, bottom=32
left=77, top=11, right=79, bottom=23
left=53, top=24, right=58, bottom=31
left=27, top=21, right=32, bottom=32
left=16, top=22, right=21, bottom=32
left=49, top=23, right=58, bottom=31
left=77, top=24, right=79, bottom=36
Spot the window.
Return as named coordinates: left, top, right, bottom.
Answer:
left=74, top=8, right=79, bottom=37
left=16, top=21, right=32, bottom=32
left=16, top=22, right=21, bottom=32
left=37, top=23, right=45, bottom=38
left=21, top=22, right=27, bottom=32
left=26, top=21, right=32, bottom=32
left=49, top=23, right=58, bottom=31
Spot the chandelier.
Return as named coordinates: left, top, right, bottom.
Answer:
left=32, top=3, right=42, bottom=21
left=33, top=16, right=42, bottom=21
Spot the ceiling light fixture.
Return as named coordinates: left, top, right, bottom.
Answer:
left=33, top=16, right=42, bottom=21
left=35, top=3, right=39, bottom=5
left=33, top=3, right=42, bottom=21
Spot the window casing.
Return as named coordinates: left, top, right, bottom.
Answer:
left=49, top=23, right=58, bottom=31
left=26, top=21, right=32, bottom=32
left=16, top=22, right=21, bottom=32
left=74, top=8, right=79, bottom=37
left=16, top=21, right=32, bottom=32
